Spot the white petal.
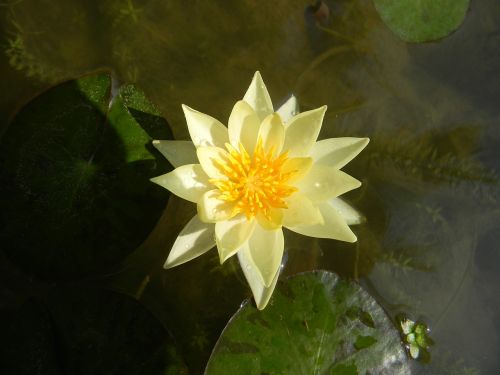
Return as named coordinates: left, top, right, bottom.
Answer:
left=276, top=94, right=299, bottom=124
left=228, top=100, right=260, bottom=152
left=281, top=157, right=312, bottom=184
left=164, top=215, right=215, bottom=268
left=256, top=209, right=283, bottom=230
left=286, top=202, right=357, bottom=242
left=296, top=164, right=361, bottom=202
left=182, top=104, right=229, bottom=148
left=282, top=194, right=323, bottom=227
left=196, top=146, right=229, bottom=179
left=150, top=164, right=210, bottom=203
left=152, top=140, right=197, bottom=168
left=329, top=197, right=365, bottom=225
left=247, top=226, right=284, bottom=287
left=197, top=190, right=235, bottom=223
left=238, top=246, right=280, bottom=310
left=243, top=71, right=274, bottom=122
left=310, top=137, right=370, bottom=169
left=257, top=113, right=285, bottom=155
left=215, top=216, right=256, bottom=263
left=282, top=106, right=327, bottom=157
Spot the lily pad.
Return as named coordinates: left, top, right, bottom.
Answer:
left=0, top=289, right=187, bottom=374
left=205, top=271, right=410, bottom=374
left=0, top=72, right=171, bottom=280
left=373, top=0, right=470, bottom=42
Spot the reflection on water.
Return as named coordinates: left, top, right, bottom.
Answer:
left=1, top=0, right=500, bottom=373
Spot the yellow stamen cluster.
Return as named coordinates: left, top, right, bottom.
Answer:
left=210, top=138, right=297, bottom=219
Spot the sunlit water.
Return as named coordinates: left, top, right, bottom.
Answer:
left=1, top=0, right=500, bottom=373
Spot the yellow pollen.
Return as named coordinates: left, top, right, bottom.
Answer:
left=210, top=138, right=297, bottom=220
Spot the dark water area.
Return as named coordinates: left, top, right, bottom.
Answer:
left=1, top=0, right=499, bottom=373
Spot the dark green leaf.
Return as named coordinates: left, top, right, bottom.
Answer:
left=373, top=0, right=470, bottom=42
left=0, top=299, right=62, bottom=375
left=0, top=289, right=187, bottom=375
left=0, top=73, right=170, bottom=280
left=205, top=271, right=410, bottom=374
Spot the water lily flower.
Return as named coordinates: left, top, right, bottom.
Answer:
left=152, top=72, right=369, bottom=309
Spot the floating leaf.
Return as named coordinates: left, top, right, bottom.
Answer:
left=0, top=289, right=187, bottom=374
left=206, top=271, right=410, bottom=374
left=0, top=72, right=170, bottom=280
left=373, top=0, right=470, bottom=43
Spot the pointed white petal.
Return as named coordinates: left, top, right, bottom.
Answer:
left=257, top=113, right=285, bottom=155
left=310, top=137, right=369, bottom=169
left=182, top=104, right=229, bottom=148
left=150, top=164, right=210, bottom=203
left=282, top=106, right=327, bottom=157
left=282, top=194, right=323, bottom=227
left=197, top=190, right=235, bottom=223
left=196, top=146, right=229, bottom=179
left=243, top=71, right=274, bottom=122
left=329, top=197, right=365, bottom=225
left=286, top=202, right=357, bottom=242
left=247, top=226, right=284, bottom=287
left=276, top=94, right=299, bottom=124
left=152, top=140, right=198, bottom=168
left=238, top=246, right=280, bottom=310
left=164, top=215, right=215, bottom=268
left=228, top=100, right=260, bottom=152
left=296, top=164, right=361, bottom=202
left=215, top=216, right=256, bottom=263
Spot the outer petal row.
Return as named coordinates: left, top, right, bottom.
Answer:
left=243, top=71, right=274, bottom=122
left=295, top=164, right=361, bottom=202
left=215, top=215, right=256, bottom=263
left=286, top=202, right=357, bottom=242
left=152, top=140, right=198, bottom=168
left=276, top=94, right=299, bottom=124
left=182, top=104, right=229, bottom=148
left=329, top=197, right=365, bottom=225
left=164, top=215, right=215, bottom=268
left=310, top=137, right=370, bottom=170
left=238, top=245, right=280, bottom=310
left=282, top=105, right=327, bottom=157
left=150, top=164, right=210, bottom=203
left=246, top=226, right=284, bottom=287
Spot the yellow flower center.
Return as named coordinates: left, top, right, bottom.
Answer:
left=210, top=138, right=297, bottom=219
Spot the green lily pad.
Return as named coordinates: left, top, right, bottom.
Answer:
left=0, top=72, right=170, bottom=280
left=0, top=289, right=187, bottom=374
left=373, top=0, right=470, bottom=43
left=205, top=271, right=410, bottom=374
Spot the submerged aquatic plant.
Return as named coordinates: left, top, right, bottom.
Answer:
left=151, top=72, right=369, bottom=309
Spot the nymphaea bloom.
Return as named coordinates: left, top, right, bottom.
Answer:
left=152, top=72, right=369, bottom=309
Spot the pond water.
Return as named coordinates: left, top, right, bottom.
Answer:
left=1, top=0, right=499, bottom=374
